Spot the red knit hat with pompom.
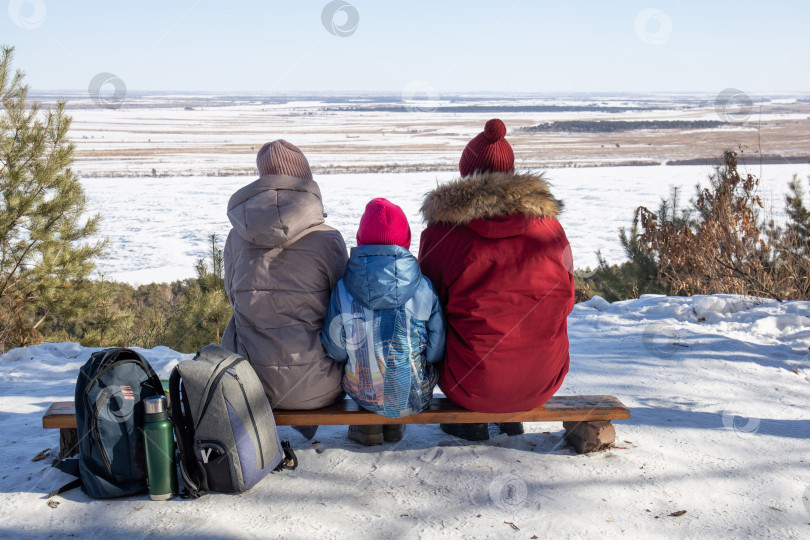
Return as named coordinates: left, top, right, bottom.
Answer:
left=458, top=119, right=514, bottom=177
left=356, top=198, right=412, bottom=250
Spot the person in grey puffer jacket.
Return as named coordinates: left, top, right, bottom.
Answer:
left=221, top=140, right=348, bottom=426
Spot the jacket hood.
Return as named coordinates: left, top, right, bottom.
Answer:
left=420, top=171, right=563, bottom=226
left=343, top=245, right=422, bottom=310
left=227, top=174, right=325, bottom=248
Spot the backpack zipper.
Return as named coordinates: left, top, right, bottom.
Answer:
left=197, top=354, right=241, bottom=413
left=226, top=369, right=266, bottom=469
left=91, top=402, right=114, bottom=477
left=195, top=357, right=243, bottom=430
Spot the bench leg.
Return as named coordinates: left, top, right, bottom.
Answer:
left=562, top=421, right=615, bottom=454
left=59, top=428, right=79, bottom=459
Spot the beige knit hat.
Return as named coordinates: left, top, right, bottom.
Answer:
left=256, top=139, right=313, bottom=180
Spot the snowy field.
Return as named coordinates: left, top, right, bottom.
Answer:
left=80, top=163, right=810, bottom=284
left=1, top=295, right=808, bottom=538
left=57, top=93, right=810, bottom=177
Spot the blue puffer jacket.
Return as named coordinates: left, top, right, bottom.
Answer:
left=321, top=244, right=445, bottom=418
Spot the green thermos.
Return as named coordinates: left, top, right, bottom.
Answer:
left=143, top=395, right=177, bottom=500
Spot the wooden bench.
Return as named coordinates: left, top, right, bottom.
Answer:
left=43, top=395, right=629, bottom=456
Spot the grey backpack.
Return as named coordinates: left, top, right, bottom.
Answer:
left=169, top=344, right=297, bottom=497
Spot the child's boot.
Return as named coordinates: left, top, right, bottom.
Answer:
left=383, top=424, right=405, bottom=442
left=440, top=423, right=490, bottom=441
left=497, top=422, right=524, bottom=436
left=348, top=425, right=384, bottom=445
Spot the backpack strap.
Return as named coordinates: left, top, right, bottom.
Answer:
left=193, top=353, right=243, bottom=430
left=169, top=367, right=206, bottom=498
left=48, top=457, right=82, bottom=497
left=275, top=441, right=298, bottom=471
left=48, top=478, right=82, bottom=498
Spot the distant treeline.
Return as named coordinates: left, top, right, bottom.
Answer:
left=668, top=154, right=810, bottom=166
left=519, top=120, right=726, bottom=133
left=337, top=105, right=664, bottom=113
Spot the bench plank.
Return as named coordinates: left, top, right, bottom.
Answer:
left=43, top=395, right=629, bottom=429
left=43, top=401, right=78, bottom=429
left=275, top=395, right=629, bottom=425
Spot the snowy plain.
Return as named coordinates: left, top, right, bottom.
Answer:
left=0, top=295, right=808, bottom=538
left=58, top=93, right=810, bottom=177
left=80, top=162, right=810, bottom=284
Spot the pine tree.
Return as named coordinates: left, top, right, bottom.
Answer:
left=637, top=150, right=776, bottom=298
left=0, top=46, right=105, bottom=352
left=784, top=175, right=810, bottom=254
left=81, top=274, right=135, bottom=347
left=167, top=234, right=232, bottom=352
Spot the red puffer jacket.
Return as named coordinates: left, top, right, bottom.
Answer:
left=418, top=171, right=575, bottom=414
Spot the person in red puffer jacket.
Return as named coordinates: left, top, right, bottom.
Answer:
left=418, top=119, right=575, bottom=441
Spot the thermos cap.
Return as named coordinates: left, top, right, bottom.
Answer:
left=144, top=395, right=167, bottom=415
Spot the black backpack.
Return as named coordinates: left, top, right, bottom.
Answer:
left=57, top=348, right=165, bottom=498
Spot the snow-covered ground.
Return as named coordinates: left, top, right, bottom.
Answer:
left=57, top=93, right=810, bottom=178
left=1, top=295, right=808, bottom=538
left=80, top=163, right=810, bottom=284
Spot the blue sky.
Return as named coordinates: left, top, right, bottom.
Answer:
left=3, top=0, right=809, bottom=93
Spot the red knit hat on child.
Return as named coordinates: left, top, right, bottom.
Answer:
left=458, top=118, right=515, bottom=177
left=356, top=198, right=412, bottom=250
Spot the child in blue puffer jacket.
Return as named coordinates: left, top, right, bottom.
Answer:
left=321, top=198, right=445, bottom=445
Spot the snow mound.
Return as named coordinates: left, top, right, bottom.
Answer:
left=691, top=294, right=758, bottom=320
left=581, top=294, right=611, bottom=311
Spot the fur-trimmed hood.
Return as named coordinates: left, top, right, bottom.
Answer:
left=420, top=171, right=562, bottom=226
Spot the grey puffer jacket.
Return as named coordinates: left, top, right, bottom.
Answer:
left=221, top=174, right=348, bottom=410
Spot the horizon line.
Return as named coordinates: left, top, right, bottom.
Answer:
left=26, top=89, right=810, bottom=96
